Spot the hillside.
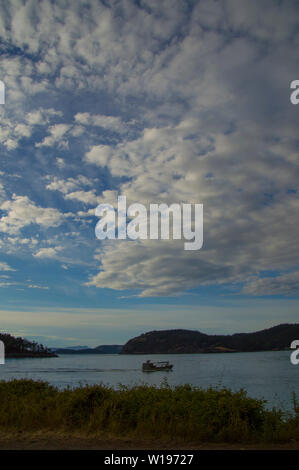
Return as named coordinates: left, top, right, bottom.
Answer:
left=53, top=345, right=123, bottom=354
left=0, top=333, right=57, bottom=358
left=121, top=323, right=299, bottom=354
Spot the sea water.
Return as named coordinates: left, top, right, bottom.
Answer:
left=1, top=350, right=298, bottom=412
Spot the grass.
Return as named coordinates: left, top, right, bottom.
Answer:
left=0, top=378, right=298, bottom=444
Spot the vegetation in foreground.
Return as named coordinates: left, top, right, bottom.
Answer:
left=0, top=379, right=298, bottom=444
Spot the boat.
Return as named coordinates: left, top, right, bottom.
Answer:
left=142, top=360, right=173, bottom=371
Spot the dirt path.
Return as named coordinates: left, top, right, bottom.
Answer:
left=0, top=432, right=298, bottom=450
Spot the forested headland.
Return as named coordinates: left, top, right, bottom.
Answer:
left=0, top=333, right=57, bottom=358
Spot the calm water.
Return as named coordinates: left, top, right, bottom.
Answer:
left=1, top=350, right=298, bottom=412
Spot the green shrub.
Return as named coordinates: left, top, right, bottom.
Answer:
left=0, top=378, right=297, bottom=443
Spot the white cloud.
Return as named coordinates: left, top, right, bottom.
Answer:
left=46, top=176, right=80, bottom=194
left=0, top=281, right=16, bottom=287
left=0, top=108, right=64, bottom=151
left=65, top=190, right=98, bottom=205
left=0, top=262, right=15, bottom=272
left=3, top=138, right=18, bottom=150
left=84, top=145, right=113, bottom=168
left=28, top=284, right=49, bottom=290
left=45, top=175, right=96, bottom=205
left=36, top=124, right=70, bottom=148
left=0, top=195, right=65, bottom=235
left=14, top=124, right=31, bottom=137
left=33, top=246, right=63, bottom=259
left=8, top=237, right=38, bottom=247
left=56, top=157, right=65, bottom=168
left=74, top=113, right=127, bottom=133
left=77, top=208, right=95, bottom=218
left=25, top=108, right=62, bottom=125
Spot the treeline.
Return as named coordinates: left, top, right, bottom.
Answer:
left=0, top=333, right=57, bottom=357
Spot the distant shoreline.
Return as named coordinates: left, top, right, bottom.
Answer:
left=5, top=352, right=58, bottom=359
left=120, top=348, right=289, bottom=354
left=44, top=348, right=289, bottom=356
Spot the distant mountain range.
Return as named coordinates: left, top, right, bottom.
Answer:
left=51, top=345, right=123, bottom=354
left=121, top=323, right=299, bottom=354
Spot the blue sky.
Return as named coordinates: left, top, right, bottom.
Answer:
left=0, top=0, right=299, bottom=347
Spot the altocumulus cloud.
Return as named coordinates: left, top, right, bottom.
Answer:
left=0, top=0, right=299, bottom=298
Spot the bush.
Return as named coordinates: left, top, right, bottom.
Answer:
left=0, top=378, right=297, bottom=443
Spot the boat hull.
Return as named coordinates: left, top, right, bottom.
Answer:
left=142, top=363, right=173, bottom=372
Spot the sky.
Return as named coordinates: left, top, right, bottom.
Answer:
left=0, top=0, right=299, bottom=347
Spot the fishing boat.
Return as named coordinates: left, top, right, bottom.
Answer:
left=142, top=360, right=173, bottom=371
